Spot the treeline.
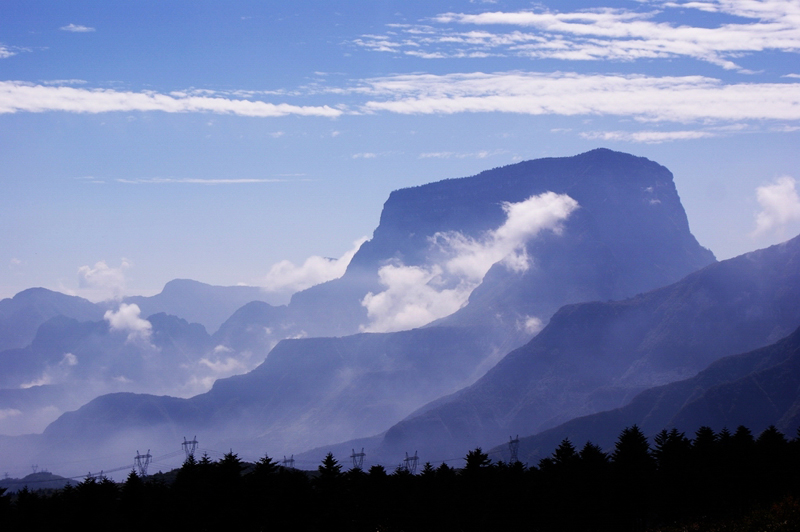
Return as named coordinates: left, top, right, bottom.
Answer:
left=2, top=425, right=800, bottom=531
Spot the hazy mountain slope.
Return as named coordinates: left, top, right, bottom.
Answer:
left=500, top=323, right=800, bottom=464
left=40, top=326, right=496, bottom=458
left=13, top=149, right=717, bottom=466
left=0, top=288, right=104, bottom=353
left=0, top=312, right=220, bottom=435
left=370, top=235, right=800, bottom=462
left=121, top=279, right=272, bottom=334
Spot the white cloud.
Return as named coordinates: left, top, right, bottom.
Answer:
left=77, top=259, right=129, bottom=300
left=361, top=192, right=579, bottom=332
left=104, top=303, right=152, bottom=342
left=356, top=71, right=800, bottom=123
left=352, top=152, right=378, bottom=159
left=0, top=81, right=343, bottom=118
left=357, top=0, right=800, bottom=72
left=59, top=24, right=96, bottom=32
left=519, top=316, right=544, bottom=335
left=752, top=176, right=800, bottom=235
left=261, top=237, right=368, bottom=294
left=0, top=45, right=16, bottom=59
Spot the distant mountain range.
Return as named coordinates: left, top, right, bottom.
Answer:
left=0, top=148, right=730, bottom=474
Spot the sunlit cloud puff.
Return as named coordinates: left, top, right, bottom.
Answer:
left=0, top=81, right=343, bottom=118
left=358, top=0, right=800, bottom=72
left=261, top=237, right=368, bottom=295
left=361, top=192, right=579, bottom=333
left=752, top=176, right=800, bottom=236
left=357, top=71, right=800, bottom=123
left=104, top=303, right=153, bottom=343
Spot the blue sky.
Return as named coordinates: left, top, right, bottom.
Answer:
left=2, top=0, right=800, bottom=303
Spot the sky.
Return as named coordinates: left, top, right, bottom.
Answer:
left=2, top=0, right=800, bottom=303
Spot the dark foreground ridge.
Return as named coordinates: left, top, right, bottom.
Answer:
left=2, top=424, right=799, bottom=532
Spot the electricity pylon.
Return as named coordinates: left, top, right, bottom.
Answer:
left=182, top=436, right=198, bottom=460
left=135, top=449, right=152, bottom=477
left=350, top=448, right=365, bottom=470
left=403, top=451, right=419, bottom=474
left=509, top=435, right=520, bottom=463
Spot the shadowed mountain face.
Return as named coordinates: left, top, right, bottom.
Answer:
left=502, top=322, right=800, bottom=465
left=22, top=149, right=718, bottom=467
left=366, top=235, right=800, bottom=463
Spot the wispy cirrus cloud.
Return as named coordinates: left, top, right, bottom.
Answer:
left=354, top=71, right=800, bottom=123
left=354, top=0, right=800, bottom=72
left=116, top=177, right=290, bottom=184
left=0, top=45, right=16, bottom=59
left=580, top=130, right=718, bottom=143
left=60, top=23, right=96, bottom=33
left=419, top=149, right=507, bottom=159
left=0, top=81, right=343, bottom=118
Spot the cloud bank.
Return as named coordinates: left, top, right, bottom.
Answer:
left=361, top=192, right=579, bottom=332
left=261, top=237, right=368, bottom=295
left=356, top=0, right=800, bottom=72
left=0, top=81, right=343, bottom=117
left=753, top=176, right=800, bottom=235
left=357, top=71, right=800, bottom=123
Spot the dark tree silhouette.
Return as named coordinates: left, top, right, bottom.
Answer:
left=464, top=447, right=492, bottom=471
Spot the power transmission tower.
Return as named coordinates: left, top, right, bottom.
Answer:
left=350, top=448, right=365, bottom=470
left=508, top=435, right=520, bottom=463
left=282, top=455, right=295, bottom=469
left=403, top=451, right=419, bottom=474
left=31, top=465, right=38, bottom=474
left=135, top=449, right=152, bottom=477
left=182, top=436, right=198, bottom=460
